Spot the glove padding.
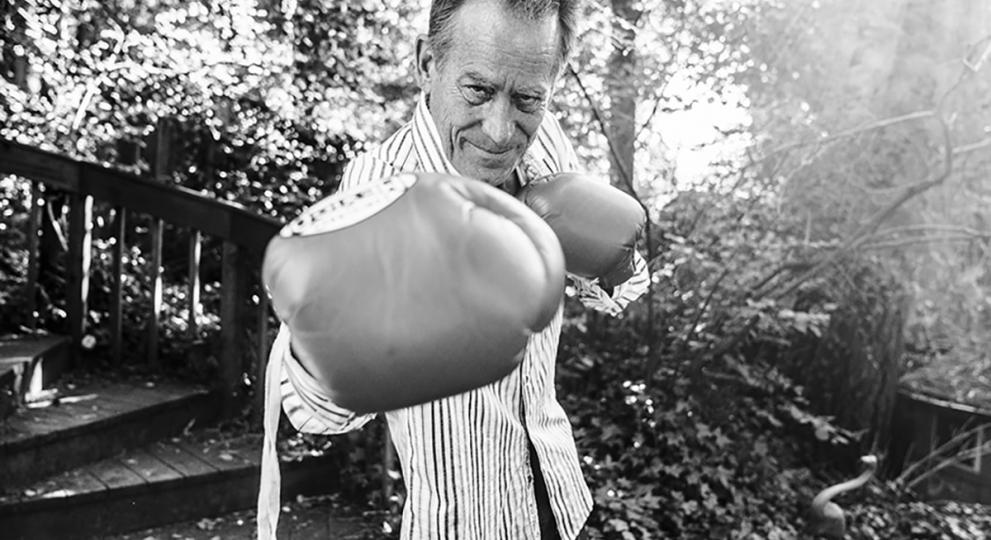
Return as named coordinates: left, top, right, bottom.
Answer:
left=519, top=172, right=645, bottom=289
left=263, top=172, right=565, bottom=413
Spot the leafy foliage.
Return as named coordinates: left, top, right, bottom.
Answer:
left=2, top=0, right=991, bottom=537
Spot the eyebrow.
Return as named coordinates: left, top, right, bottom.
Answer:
left=460, top=71, right=548, bottom=96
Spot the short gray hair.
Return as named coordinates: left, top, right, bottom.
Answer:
left=427, top=0, right=579, bottom=70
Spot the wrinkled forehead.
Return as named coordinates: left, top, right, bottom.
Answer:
left=444, top=2, right=561, bottom=81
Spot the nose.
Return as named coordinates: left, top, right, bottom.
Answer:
left=481, top=98, right=514, bottom=149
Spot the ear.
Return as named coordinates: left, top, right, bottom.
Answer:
left=414, top=34, right=435, bottom=89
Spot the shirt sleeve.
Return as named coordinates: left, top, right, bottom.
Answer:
left=273, top=324, right=377, bottom=434
left=273, top=151, right=397, bottom=434
left=569, top=251, right=649, bottom=316
left=540, top=114, right=650, bottom=316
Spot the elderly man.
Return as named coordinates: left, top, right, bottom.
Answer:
left=258, top=0, right=648, bottom=538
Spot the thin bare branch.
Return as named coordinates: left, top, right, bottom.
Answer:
left=953, top=137, right=991, bottom=156
left=765, top=115, right=955, bottom=300
left=861, top=234, right=990, bottom=251
left=870, top=224, right=989, bottom=239
left=759, top=110, right=935, bottom=163
left=567, top=63, right=635, bottom=192
left=894, top=421, right=989, bottom=489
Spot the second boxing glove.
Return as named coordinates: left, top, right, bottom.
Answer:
left=519, top=172, right=646, bottom=289
left=262, top=172, right=565, bottom=413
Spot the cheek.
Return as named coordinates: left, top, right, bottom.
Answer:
left=439, top=93, right=472, bottom=131
left=518, top=114, right=544, bottom=142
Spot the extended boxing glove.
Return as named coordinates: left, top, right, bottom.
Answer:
left=519, top=172, right=646, bottom=289
left=262, top=172, right=565, bottom=413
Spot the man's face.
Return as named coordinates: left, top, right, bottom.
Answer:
left=417, top=0, right=560, bottom=187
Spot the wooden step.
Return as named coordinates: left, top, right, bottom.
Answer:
left=0, top=378, right=219, bottom=486
left=0, top=432, right=343, bottom=540
left=0, top=335, right=71, bottom=419
left=107, top=493, right=384, bottom=539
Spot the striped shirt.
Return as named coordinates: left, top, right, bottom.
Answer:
left=258, top=95, right=649, bottom=540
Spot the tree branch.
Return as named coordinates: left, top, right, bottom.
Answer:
left=861, top=234, right=991, bottom=251
left=764, top=114, right=955, bottom=301
left=757, top=110, right=935, bottom=164
left=567, top=63, right=634, bottom=192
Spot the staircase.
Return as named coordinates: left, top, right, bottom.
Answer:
left=0, top=141, right=373, bottom=538
left=0, top=335, right=341, bottom=539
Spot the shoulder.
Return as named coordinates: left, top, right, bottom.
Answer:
left=527, top=110, right=579, bottom=176
left=340, top=123, right=416, bottom=192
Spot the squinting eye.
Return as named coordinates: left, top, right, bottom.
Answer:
left=516, top=96, right=544, bottom=113
left=463, top=85, right=491, bottom=105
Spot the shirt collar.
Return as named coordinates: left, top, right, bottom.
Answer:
left=411, top=94, right=457, bottom=175
left=411, top=94, right=540, bottom=186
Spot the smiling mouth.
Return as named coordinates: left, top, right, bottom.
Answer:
left=466, top=140, right=513, bottom=157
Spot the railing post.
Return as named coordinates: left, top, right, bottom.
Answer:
left=253, top=279, right=271, bottom=424
left=187, top=230, right=201, bottom=341
left=220, top=241, right=248, bottom=417
left=13, top=53, right=27, bottom=91
left=146, top=120, right=171, bottom=370
left=110, top=206, right=126, bottom=365
left=24, top=181, right=43, bottom=332
left=382, top=427, right=396, bottom=510
left=66, top=192, right=93, bottom=356
left=148, top=218, right=163, bottom=370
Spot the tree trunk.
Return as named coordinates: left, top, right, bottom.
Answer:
left=607, top=0, right=638, bottom=193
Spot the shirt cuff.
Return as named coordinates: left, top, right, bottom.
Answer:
left=570, top=251, right=650, bottom=316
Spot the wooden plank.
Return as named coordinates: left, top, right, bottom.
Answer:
left=148, top=218, right=164, bottom=370
left=3, top=393, right=138, bottom=440
left=110, top=206, right=126, bottom=365
left=86, top=456, right=147, bottom=489
left=0, top=141, right=81, bottom=192
left=21, top=467, right=106, bottom=500
left=120, top=448, right=183, bottom=483
left=231, top=210, right=282, bottom=255
left=90, top=381, right=206, bottom=406
left=147, top=440, right=216, bottom=477
left=173, top=439, right=258, bottom=473
left=0, top=384, right=218, bottom=487
left=0, top=138, right=281, bottom=252
left=80, top=163, right=234, bottom=239
left=66, top=192, right=93, bottom=357
left=0, top=336, right=69, bottom=364
left=0, top=381, right=204, bottom=446
left=0, top=451, right=341, bottom=539
left=89, top=387, right=153, bottom=410
left=24, top=181, right=42, bottom=332
left=1, top=408, right=76, bottom=440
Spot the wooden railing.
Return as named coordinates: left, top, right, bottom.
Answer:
left=0, top=137, right=282, bottom=417
left=1, top=137, right=398, bottom=505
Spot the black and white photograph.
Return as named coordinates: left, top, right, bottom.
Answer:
left=1, top=0, right=990, bottom=538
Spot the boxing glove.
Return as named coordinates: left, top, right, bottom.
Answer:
left=519, top=172, right=646, bottom=289
left=262, top=172, right=565, bottom=413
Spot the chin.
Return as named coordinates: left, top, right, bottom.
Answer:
left=482, top=173, right=514, bottom=187
left=461, top=166, right=512, bottom=187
